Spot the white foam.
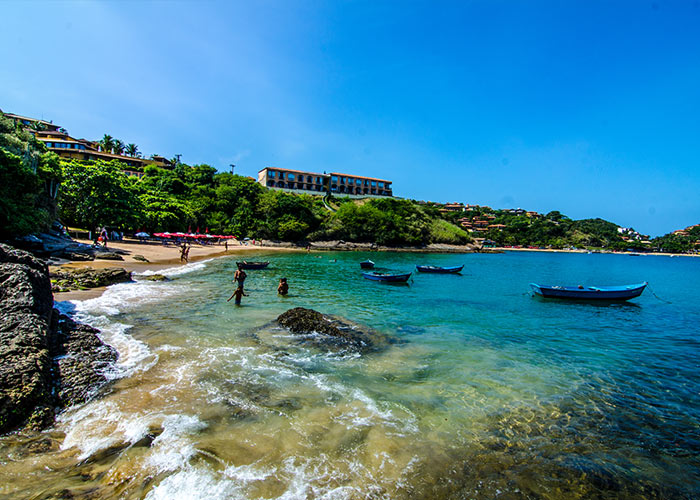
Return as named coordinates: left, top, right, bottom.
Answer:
left=147, top=414, right=208, bottom=473
left=145, top=468, right=240, bottom=500
left=137, top=259, right=212, bottom=278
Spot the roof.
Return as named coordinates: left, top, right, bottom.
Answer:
left=3, top=112, right=56, bottom=127
left=329, top=172, right=391, bottom=183
left=260, top=167, right=328, bottom=176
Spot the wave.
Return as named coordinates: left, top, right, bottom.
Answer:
left=136, top=259, right=213, bottom=278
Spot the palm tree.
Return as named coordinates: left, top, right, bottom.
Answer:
left=125, top=143, right=140, bottom=158
left=99, top=134, right=114, bottom=153
left=113, top=139, right=125, bottom=156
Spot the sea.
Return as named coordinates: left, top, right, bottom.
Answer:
left=1, top=251, right=699, bottom=499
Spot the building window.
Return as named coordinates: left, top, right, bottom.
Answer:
left=371, top=181, right=376, bottom=187
left=316, top=177, right=322, bottom=184
left=378, top=182, right=384, bottom=188
left=288, top=173, right=295, bottom=181
left=268, top=170, right=275, bottom=178
left=331, top=175, right=338, bottom=182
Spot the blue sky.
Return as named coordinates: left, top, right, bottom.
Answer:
left=2, top=0, right=699, bottom=236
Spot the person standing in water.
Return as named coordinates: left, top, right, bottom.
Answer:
left=233, top=265, right=247, bottom=289
left=277, top=277, right=289, bottom=296
left=227, top=285, right=248, bottom=305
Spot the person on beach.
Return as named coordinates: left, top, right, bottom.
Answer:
left=100, top=227, right=108, bottom=248
left=233, top=266, right=247, bottom=289
left=180, top=243, right=189, bottom=262
left=277, top=277, right=289, bottom=296
left=227, top=285, right=248, bottom=305
left=224, top=240, right=228, bottom=252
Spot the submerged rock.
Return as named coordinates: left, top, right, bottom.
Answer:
left=133, top=254, right=149, bottom=262
left=276, top=307, right=392, bottom=354
left=0, top=244, right=118, bottom=434
left=50, top=267, right=132, bottom=292
left=141, top=274, right=169, bottom=282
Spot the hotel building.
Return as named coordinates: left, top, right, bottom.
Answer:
left=258, top=167, right=393, bottom=197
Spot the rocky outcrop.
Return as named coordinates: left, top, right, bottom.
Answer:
left=51, top=314, right=117, bottom=408
left=0, top=245, right=56, bottom=431
left=94, top=252, right=124, bottom=261
left=276, top=307, right=392, bottom=354
left=50, top=267, right=132, bottom=293
left=0, top=244, right=117, bottom=434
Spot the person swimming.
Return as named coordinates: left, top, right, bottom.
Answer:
left=277, top=277, right=289, bottom=296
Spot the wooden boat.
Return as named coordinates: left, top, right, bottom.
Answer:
left=530, top=282, right=647, bottom=301
left=362, top=271, right=412, bottom=282
left=415, top=264, right=464, bottom=274
left=360, top=260, right=375, bottom=269
left=236, top=261, right=270, bottom=269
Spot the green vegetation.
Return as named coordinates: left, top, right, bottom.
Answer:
left=0, top=114, right=61, bottom=236
left=3, top=111, right=696, bottom=252
left=652, top=225, right=700, bottom=253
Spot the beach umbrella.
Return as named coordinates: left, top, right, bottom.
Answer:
left=135, top=232, right=150, bottom=238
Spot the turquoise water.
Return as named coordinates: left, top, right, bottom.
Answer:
left=1, top=251, right=699, bottom=499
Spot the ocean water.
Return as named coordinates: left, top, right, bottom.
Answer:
left=1, top=251, right=699, bottom=499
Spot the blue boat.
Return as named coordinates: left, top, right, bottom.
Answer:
left=530, top=282, right=647, bottom=301
left=362, top=271, right=412, bottom=282
left=416, top=264, right=464, bottom=274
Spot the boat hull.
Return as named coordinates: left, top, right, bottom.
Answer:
left=236, top=261, right=270, bottom=269
left=416, top=265, right=464, bottom=274
left=360, top=260, right=375, bottom=269
left=530, top=282, right=647, bottom=301
left=362, top=272, right=411, bottom=282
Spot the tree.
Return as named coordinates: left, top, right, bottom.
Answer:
left=59, top=160, right=143, bottom=233
left=99, top=134, right=114, bottom=154
left=125, top=143, right=140, bottom=157
left=0, top=149, right=48, bottom=236
left=113, top=139, right=125, bottom=156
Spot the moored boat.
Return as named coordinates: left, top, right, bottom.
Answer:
left=415, top=264, right=464, bottom=274
left=360, top=260, right=375, bottom=269
left=362, top=271, right=412, bottom=282
left=530, top=282, right=647, bottom=301
left=236, top=261, right=270, bottom=269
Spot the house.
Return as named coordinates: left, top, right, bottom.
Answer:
left=257, top=167, right=393, bottom=197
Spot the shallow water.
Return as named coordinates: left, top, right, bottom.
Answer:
left=1, top=251, right=699, bottom=499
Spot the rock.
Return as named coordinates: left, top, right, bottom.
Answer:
left=0, top=244, right=119, bottom=434
left=50, top=267, right=132, bottom=292
left=94, top=252, right=124, bottom=261
left=276, top=307, right=392, bottom=353
left=133, top=255, right=149, bottom=262
left=51, top=313, right=117, bottom=408
left=142, top=274, right=169, bottom=281
left=61, top=251, right=95, bottom=262
left=0, top=245, right=55, bottom=433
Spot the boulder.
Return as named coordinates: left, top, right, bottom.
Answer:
left=50, top=267, right=132, bottom=292
left=142, top=274, right=169, bottom=282
left=94, top=252, right=124, bottom=261
left=133, top=255, right=149, bottom=262
left=0, top=244, right=118, bottom=434
left=51, top=313, right=117, bottom=408
left=276, top=307, right=392, bottom=354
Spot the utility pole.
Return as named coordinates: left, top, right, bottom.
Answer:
left=174, top=154, right=182, bottom=165
left=230, top=164, right=235, bottom=175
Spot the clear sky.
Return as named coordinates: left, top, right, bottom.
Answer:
left=2, top=1, right=699, bottom=236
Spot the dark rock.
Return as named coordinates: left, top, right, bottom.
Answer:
left=51, top=312, right=117, bottom=408
left=94, top=252, right=124, bottom=261
left=133, top=255, right=149, bottom=262
left=276, top=307, right=392, bottom=353
left=142, top=274, right=169, bottom=281
left=50, top=267, right=132, bottom=292
left=62, top=251, right=95, bottom=262
left=0, top=244, right=119, bottom=434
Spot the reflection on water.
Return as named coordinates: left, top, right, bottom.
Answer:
left=1, top=251, right=699, bottom=499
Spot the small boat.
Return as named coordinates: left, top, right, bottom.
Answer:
left=530, top=282, right=647, bottom=301
left=236, top=261, right=270, bottom=269
left=415, top=264, right=464, bottom=274
left=362, top=271, right=412, bottom=282
left=360, top=260, right=375, bottom=269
